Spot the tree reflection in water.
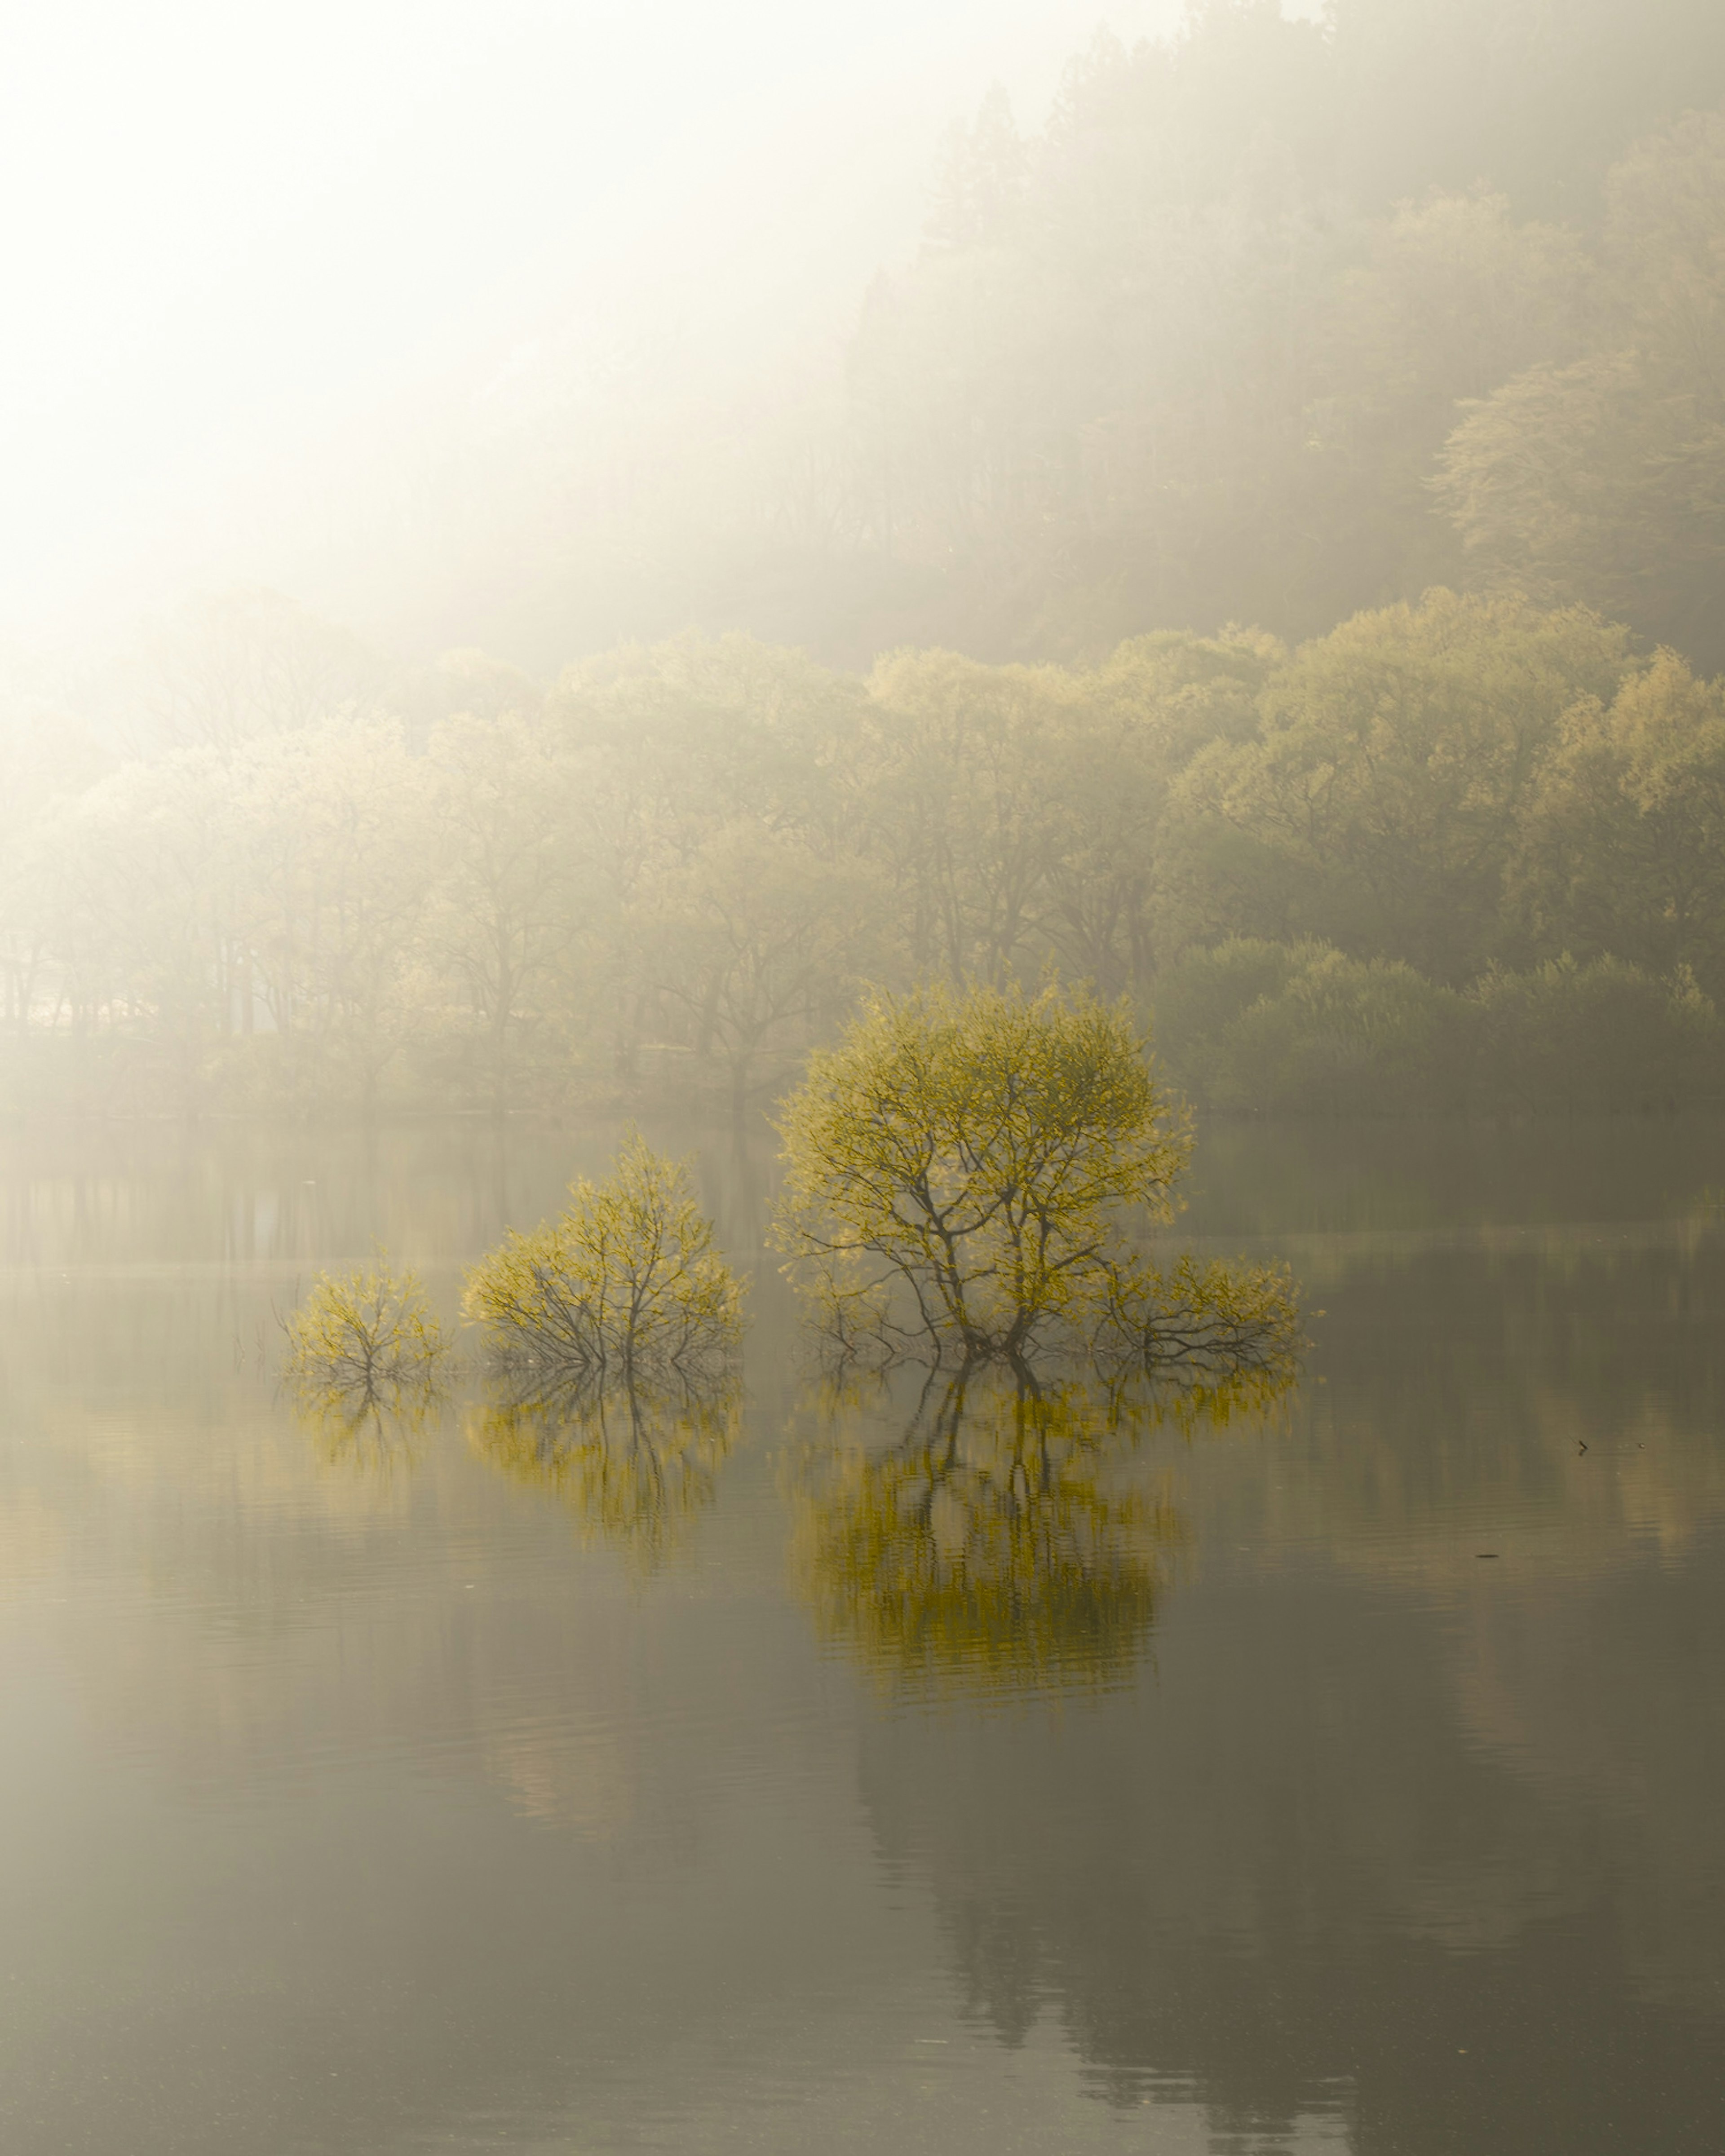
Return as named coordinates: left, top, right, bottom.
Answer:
left=792, top=1353, right=1296, bottom=1697
left=289, top=1368, right=446, bottom=1476
left=469, top=1370, right=740, bottom=1568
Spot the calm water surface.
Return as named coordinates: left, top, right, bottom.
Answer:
left=2, top=1116, right=1723, bottom=2155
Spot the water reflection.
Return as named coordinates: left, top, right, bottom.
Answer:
left=290, top=1368, right=445, bottom=1476
left=847, top=1239, right=1725, bottom=2153
left=468, top=1370, right=740, bottom=1565
left=4, top=1119, right=1725, bottom=2155
left=792, top=1361, right=1293, bottom=1697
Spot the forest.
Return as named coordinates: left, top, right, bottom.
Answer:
left=4, top=581, right=1722, bottom=1119
left=7, top=0, right=1725, bottom=1121
left=531, top=0, right=1725, bottom=672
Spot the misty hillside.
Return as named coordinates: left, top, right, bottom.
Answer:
left=466, top=0, right=1725, bottom=673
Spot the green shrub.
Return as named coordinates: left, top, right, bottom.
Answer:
left=1147, top=938, right=1305, bottom=1100
left=1470, top=957, right=1724, bottom=1112
left=1154, top=941, right=1471, bottom=1113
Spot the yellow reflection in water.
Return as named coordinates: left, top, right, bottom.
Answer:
left=790, top=1357, right=1294, bottom=1698
left=467, top=1372, right=740, bottom=1568
left=290, top=1371, right=445, bottom=1477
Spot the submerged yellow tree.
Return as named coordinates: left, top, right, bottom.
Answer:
left=283, top=1254, right=449, bottom=1391
left=464, top=1130, right=745, bottom=1382
left=774, top=981, right=1296, bottom=1370
left=282, top=1254, right=450, bottom=1467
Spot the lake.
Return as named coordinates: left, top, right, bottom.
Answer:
left=1, top=1113, right=1723, bottom=2154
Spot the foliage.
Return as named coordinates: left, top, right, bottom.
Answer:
left=1092, top=1253, right=1306, bottom=1390
left=716, top=0, right=1725, bottom=668
left=645, top=825, right=892, bottom=1113
left=463, top=1131, right=745, bottom=1382
left=9, top=582, right=1725, bottom=1122
left=1511, top=652, right=1725, bottom=997
left=282, top=1254, right=449, bottom=1392
left=1154, top=937, right=1725, bottom=1116
left=775, top=980, right=1302, bottom=1376
left=17, top=10, right=1725, bottom=1121
left=1437, top=111, right=1725, bottom=670
left=1158, top=941, right=1472, bottom=1115
left=1156, top=591, right=1635, bottom=981
left=1469, top=957, right=1723, bottom=1115
left=776, top=982, right=1195, bottom=1363
left=424, top=705, right=585, bottom=1112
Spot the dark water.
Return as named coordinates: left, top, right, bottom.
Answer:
left=2, top=1115, right=1723, bottom=2155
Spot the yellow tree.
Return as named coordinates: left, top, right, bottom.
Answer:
left=283, top=1255, right=450, bottom=1469
left=464, top=1131, right=745, bottom=1383
left=775, top=982, right=1196, bottom=1363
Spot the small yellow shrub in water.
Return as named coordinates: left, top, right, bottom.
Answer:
left=463, top=1131, right=745, bottom=1383
left=283, top=1255, right=449, bottom=1391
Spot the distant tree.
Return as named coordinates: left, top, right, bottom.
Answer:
left=1437, top=113, right=1725, bottom=669
left=1512, top=651, right=1725, bottom=993
left=925, top=84, right=1029, bottom=250
left=1470, top=954, right=1721, bottom=1114
left=552, top=634, right=863, bottom=1078
left=29, top=747, right=236, bottom=1081
left=136, top=588, right=383, bottom=754
left=646, top=825, right=892, bottom=1114
left=1156, top=591, right=1635, bottom=980
left=860, top=651, right=1077, bottom=987
left=426, top=706, right=584, bottom=1112
left=385, top=647, right=543, bottom=751
left=229, top=716, right=440, bottom=1110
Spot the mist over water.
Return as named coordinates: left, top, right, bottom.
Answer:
left=5, top=2, right=1725, bottom=2148
left=3, top=1115, right=1725, bottom=2153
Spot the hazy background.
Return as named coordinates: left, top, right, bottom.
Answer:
left=0, top=0, right=1199, bottom=654
left=9, top=0, right=1725, bottom=1125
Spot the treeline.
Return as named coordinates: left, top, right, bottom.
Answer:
left=506, top=0, right=1725, bottom=677
left=6, top=585, right=1725, bottom=1118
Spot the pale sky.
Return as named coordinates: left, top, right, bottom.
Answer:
left=0, top=0, right=1210, bottom=652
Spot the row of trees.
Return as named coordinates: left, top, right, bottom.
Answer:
left=7, top=586, right=1725, bottom=1116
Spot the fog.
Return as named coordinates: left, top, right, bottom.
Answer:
left=4, top=0, right=1725, bottom=1120
left=0, top=0, right=1189, bottom=645
left=6, top=13, right=1725, bottom=2152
